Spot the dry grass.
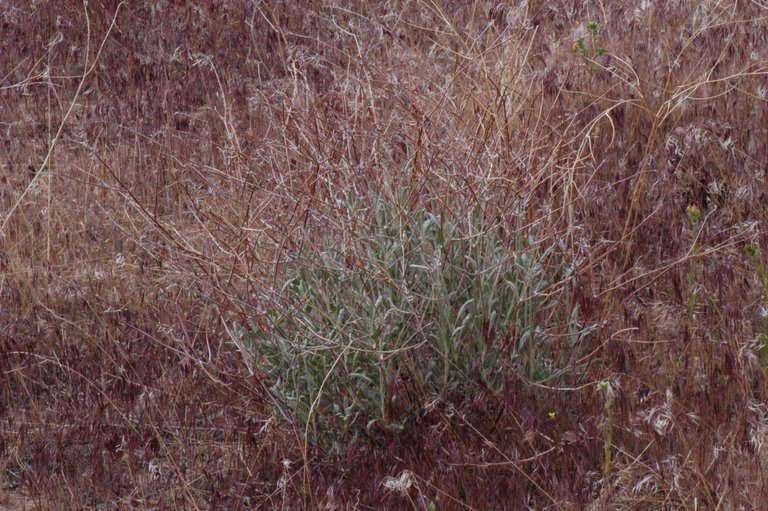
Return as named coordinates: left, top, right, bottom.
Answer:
left=2, top=0, right=768, bottom=509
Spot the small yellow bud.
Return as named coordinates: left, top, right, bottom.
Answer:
left=686, top=204, right=700, bottom=226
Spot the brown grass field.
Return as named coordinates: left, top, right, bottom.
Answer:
left=2, top=1, right=768, bottom=509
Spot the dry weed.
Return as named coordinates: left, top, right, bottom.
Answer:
left=2, top=0, right=768, bottom=508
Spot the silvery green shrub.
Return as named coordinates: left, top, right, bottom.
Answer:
left=234, top=191, right=593, bottom=451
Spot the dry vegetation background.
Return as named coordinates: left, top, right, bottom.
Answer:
left=2, top=0, right=768, bottom=509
